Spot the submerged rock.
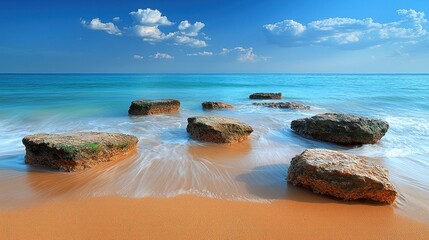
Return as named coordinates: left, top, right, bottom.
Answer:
left=291, top=113, right=389, bottom=145
left=187, top=116, right=253, bottom=144
left=202, top=101, right=234, bottom=110
left=249, top=93, right=282, bottom=99
left=23, top=132, right=138, bottom=172
left=128, top=99, right=180, bottom=115
left=253, top=102, right=310, bottom=110
left=287, top=149, right=397, bottom=204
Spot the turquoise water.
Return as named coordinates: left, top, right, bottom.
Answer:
left=0, top=74, right=428, bottom=221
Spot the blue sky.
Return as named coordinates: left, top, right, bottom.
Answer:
left=1, top=0, right=429, bottom=73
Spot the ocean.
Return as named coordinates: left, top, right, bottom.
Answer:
left=0, top=74, right=428, bottom=222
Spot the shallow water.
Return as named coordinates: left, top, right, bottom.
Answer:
left=0, top=74, right=428, bottom=222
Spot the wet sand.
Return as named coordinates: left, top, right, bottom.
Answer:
left=0, top=195, right=428, bottom=240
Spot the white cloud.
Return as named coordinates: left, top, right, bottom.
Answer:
left=133, top=54, right=144, bottom=60
left=130, top=8, right=173, bottom=26
left=129, top=9, right=207, bottom=47
left=82, top=8, right=208, bottom=48
left=113, top=17, right=120, bottom=22
left=81, top=18, right=122, bottom=35
left=219, top=47, right=268, bottom=62
left=187, top=51, right=213, bottom=56
left=178, top=20, right=205, bottom=37
left=153, top=52, right=174, bottom=59
left=263, top=9, right=428, bottom=49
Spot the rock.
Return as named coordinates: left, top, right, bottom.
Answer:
left=291, top=113, right=389, bottom=145
left=249, top=93, right=282, bottom=99
left=287, top=149, right=397, bottom=204
left=253, top=102, right=310, bottom=110
left=187, top=116, right=253, bottom=144
left=128, top=99, right=180, bottom=115
left=202, top=101, right=234, bottom=110
left=23, top=132, right=138, bottom=172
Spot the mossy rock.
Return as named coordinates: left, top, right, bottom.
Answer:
left=22, top=132, right=138, bottom=172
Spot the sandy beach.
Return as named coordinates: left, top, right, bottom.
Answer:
left=1, top=195, right=428, bottom=240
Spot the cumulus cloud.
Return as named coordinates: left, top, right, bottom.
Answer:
left=152, top=52, right=174, bottom=59
left=133, top=54, right=144, bottom=60
left=186, top=51, right=213, bottom=56
left=129, top=9, right=207, bottom=47
left=178, top=20, right=205, bottom=36
left=263, top=9, right=428, bottom=49
left=130, top=8, right=173, bottom=26
left=219, top=47, right=268, bottom=62
left=82, top=8, right=208, bottom=48
left=81, top=18, right=122, bottom=35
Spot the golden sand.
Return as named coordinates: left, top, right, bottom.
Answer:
left=0, top=195, right=428, bottom=240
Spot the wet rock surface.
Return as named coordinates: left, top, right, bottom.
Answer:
left=202, top=101, right=234, bottom=110
left=249, top=93, right=282, bottom=99
left=287, top=149, right=397, bottom=204
left=253, top=102, right=310, bottom=110
left=187, top=116, right=253, bottom=144
left=128, top=99, right=180, bottom=115
left=291, top=113, right=389, bottom=145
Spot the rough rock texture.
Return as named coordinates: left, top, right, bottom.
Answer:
left=253, top=102, right=310, bottom=110
left=202, top=101, right=234, bottom=110
left=128, top=99, right=180, bottom=115
left=291, top=113, right=389, bottom=145
left=287, top=149, right=397, bottom=204
left=23, top=132, right=138, bottom=172
left=187, top=116, right=253, bottom=144
left=249, top=93, right=282, bottom=99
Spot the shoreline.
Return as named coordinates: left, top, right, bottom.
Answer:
left=0, top=195, right=428, bottom=240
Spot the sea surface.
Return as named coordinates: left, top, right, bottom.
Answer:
left=0, top=74, right=428, bottom=222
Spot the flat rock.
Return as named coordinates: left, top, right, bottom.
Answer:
left=291, top=113, right=389, bottom=145
left=187, top=116, right=253, bottom=144
left=128, top=99, right=180, bottom=115
left=253, top=102, right=310, bottom=110
left=23, top=132, right=138, bottom=172
left=249, top=93, right=282, bottom=99
left=287, top=149, right=397, bottom=204
left=202, top=101, right=234, bottom=110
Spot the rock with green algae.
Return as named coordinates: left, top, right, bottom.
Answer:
left=128, top=99, right=180, bottom=115
left=22, top=132, right=138, bottom=172
left=187, top=116, right=253, bottom=144
left=287, top=149, right=397, bottom=204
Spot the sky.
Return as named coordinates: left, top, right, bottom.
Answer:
left=1, top=0, right=429, bottom=73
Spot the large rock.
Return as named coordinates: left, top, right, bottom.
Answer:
left=23, top=132, right=138, bottom=172
left=128, top=99, right=180, bottom=115
left=187, top=116, right=253, bottom=144
left=291, top=113, right=389, bottom=145
left=202, top=101, right=234, bottom=110
left=253, top=102, right=310, bottom=110
left=287, top=149, right=397, bottom=204
left=249, top=93, right=282, bottom=99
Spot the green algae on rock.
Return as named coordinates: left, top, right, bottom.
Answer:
left=187, top=116, right=253, bottom=144
left=22, top=132, right=138, bottom=172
